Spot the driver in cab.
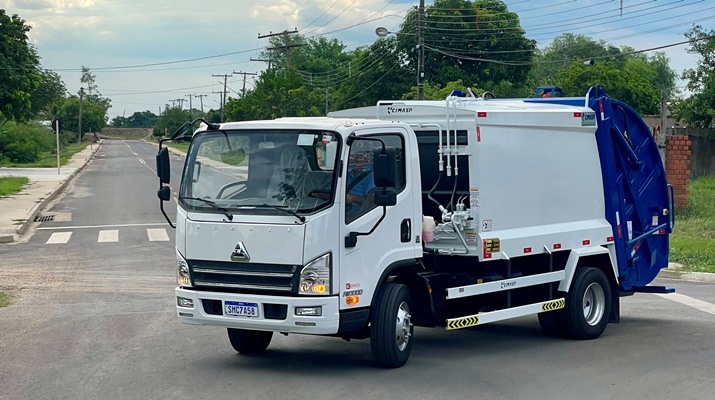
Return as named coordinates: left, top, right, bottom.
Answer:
left=346, top=151, right=375, bottom=216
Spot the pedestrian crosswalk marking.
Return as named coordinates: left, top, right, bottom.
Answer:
left=98, top=230, right=119, bottom=243
left=46, top=232, right=72, bottom=244
left=147, top=228, right=170, bottom=242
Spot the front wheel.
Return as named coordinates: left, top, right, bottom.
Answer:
left=562, top=267, right=612, bottom=340
left=370, top=283, right=414, bottom=368
left=227, top=328, right=273, bottom=355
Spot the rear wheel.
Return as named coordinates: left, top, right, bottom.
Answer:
left=562, top=267, right=612, bottom=339
left=370, top=283, right=413, bottom=368
left=227, top=328, right=273, bottom=354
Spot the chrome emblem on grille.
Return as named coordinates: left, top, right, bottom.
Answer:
left=231, top=242, right=250, bottom=262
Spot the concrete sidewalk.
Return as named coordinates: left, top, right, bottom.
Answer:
left=0, top=142, right=102, bottom=243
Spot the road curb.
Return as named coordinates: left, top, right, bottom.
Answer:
left=657, top=269, right=715, bottom=284
left=12, top=142, right=103, bottom=241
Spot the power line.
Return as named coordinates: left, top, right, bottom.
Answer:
left=232, top=71, right=258, bottom=97
left=425, top=33, right=715, bottom=67
left=212, top=73, right=232, bottom=122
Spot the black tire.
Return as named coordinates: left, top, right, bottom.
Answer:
left=227, top=328, right=273, bottom=355
left=370, top=283, right=414, bottom=368
left=562, top=267, right=612, bottom=340
left=538, top=309, right=566, bottom=337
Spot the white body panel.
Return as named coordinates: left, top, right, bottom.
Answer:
left=184, top=217, right=305, bottom=265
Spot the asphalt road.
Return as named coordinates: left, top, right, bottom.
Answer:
left=1, top=140, right=714, bottom=400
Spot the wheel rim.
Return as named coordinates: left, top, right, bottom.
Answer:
left=395, top=301, right=412, bottom=351
left=582, top=282, right=606, bottom=326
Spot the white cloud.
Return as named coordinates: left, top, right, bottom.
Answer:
left=10, top=0, right=53, bottom=10
left=5, top=0, right=706, bottom=119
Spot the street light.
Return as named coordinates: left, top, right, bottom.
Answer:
left=375, top=24, right=425, bottom=100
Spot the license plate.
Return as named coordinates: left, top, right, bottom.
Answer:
left=224, top=301, right=259, bottom=318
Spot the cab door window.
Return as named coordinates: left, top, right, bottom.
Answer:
left=345, top=134, right=405, bottom=223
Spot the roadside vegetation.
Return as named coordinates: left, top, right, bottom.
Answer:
left=670, top=177, right=715, bottom=273
left=165, top=142, right=189, bottom=153
left=0, top=292, right=9, bottom=308
left=0, top=176, right=29, bottom=197
left=0, top=121, right=91, bottom=167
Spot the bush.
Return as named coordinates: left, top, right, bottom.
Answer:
left=3, top=141, right=39, bottom=162
left=0, top=121, right=56, bottom=163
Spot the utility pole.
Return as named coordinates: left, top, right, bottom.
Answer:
left=78, top=88, right=84, bottom=143
left=417, top=0, right=425, bottom=100
left=232, top=71, right=258, bottom=97
left=250, top=57, right=272, bottom=69
left=259, top=30, right=301, bottom=68
left=212, top=73, right=232, bottom=122
left=185, top=94, right=194, bottom=117
left=659, top=95, right=668, bottom=164
left=194, top=94, right=207, bottom=116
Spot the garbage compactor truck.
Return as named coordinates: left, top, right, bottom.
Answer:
left=155, top=85, right=674, bottom=368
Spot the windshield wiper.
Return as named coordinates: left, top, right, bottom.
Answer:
left=237, top=204, right=306, bottom=223
left=180, top=196, right=233, bottom=222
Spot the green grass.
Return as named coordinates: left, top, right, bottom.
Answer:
left=165, top=142, right=189, bottom=153
left=0, top=292, right=9, bottom=308
left=0, top=142, right=91, bottom=168
left=0, top=176, right=29, bottom=197
left=670, top=177, right=715, bottom=273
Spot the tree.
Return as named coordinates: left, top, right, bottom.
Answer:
left=557, top=60, right=660, bottom=115
left=225, top=69, right=324, bottom=121
left=673, top=25, right=715, bottom=128
left=0, top=10, right=42, bottom=122
left=81, top=66, right=99, bottom=97
left=398, top=0, right=535, bottom=90
left=79, top=66, right=111, bottom=111
left=111, top=110, right=158, bottom=128
left=57, top=97, right=107, bottom=137
left=530, top=33, right=622, bottom=87
left=531, top=33, right=676, bottom=114
left=330, top=37, right=413, bottom=109
left=153, top=106, right=192, bottom=137
left=30, top=69, right=67, bottom=118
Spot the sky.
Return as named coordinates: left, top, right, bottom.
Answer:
left=2, top=0, right=713, bottom=120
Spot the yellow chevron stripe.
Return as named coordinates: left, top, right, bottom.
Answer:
left=446, top=315, right=479, bottom=330
left=542, top=299, right=566, bottom=312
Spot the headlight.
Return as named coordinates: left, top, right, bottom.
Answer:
left=299, top=253, right=331, bottom=295
left=177, top=250, right=191, bottom=286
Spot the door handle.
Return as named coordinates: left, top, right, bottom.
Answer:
left=401, top=218, right=411, bottom=243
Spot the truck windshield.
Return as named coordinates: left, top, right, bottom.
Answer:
left=180, top=129, right=340, bottom=216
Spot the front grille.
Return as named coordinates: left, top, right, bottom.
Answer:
left=188, top=260, right=299, bottom=294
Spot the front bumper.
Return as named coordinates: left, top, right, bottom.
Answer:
left=175, top=287, right=340, bottom=335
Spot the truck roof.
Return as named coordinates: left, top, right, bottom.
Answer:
left=329, top=97, right=592, bottom=121
left=215, top=117, right=403, bottom=132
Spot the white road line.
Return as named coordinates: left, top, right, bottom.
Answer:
left=654, top=293, right=715, bottom=316
left=37, top=223, right=168, bottom=231
left=139, top=159, right=146, bottom=165
left=46, top=232, right=72, bottom=244
left=147, top=228, right=170, bottom=242
left=98, top=230, right=119, bottom=243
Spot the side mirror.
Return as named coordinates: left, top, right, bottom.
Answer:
left=156, top=147, right=170, bottom=184
left=157, top=185, right=171, bottom=201
left=373, top=146, right=397, bottom=187
left=374, top=190, right=397, bottom=206
left=221, top=148, right=245, bottom=165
